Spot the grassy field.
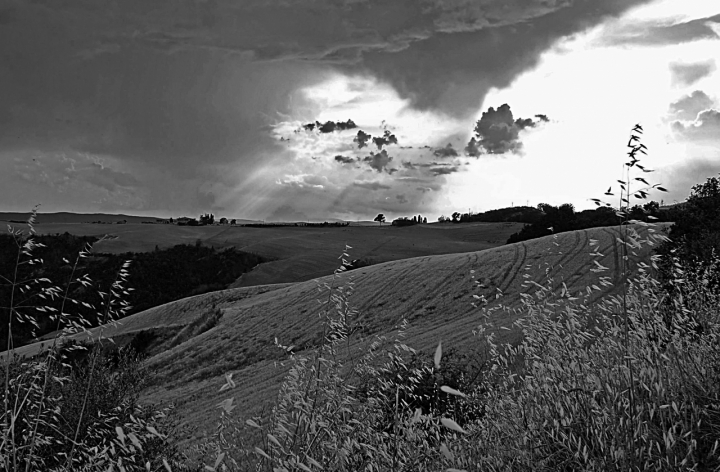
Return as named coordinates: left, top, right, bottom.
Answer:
left=10, top=220, right=524, bottom=286
left=12, top=223, right=668, bottom=448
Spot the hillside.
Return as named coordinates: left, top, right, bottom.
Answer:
left=15, top=220, right=524, bottom=286
left=11, top=224, right=668, bottom=447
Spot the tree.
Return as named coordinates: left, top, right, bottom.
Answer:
left=423, top=217, right=427, bottom=224
left=374, top=213, right=386, bottom=226
left=412, top=216, right=417, bottom=223
left=230, top=219, right=236, bottom=225
left=643, top=200, right=660, bottom=216
left=219, top=217, right=228, bottom=225
left=451, top=212, right=461, bottom=223
left=661, top=176, right=720, bottom=264
left=438, top=215, right=448, bottom=223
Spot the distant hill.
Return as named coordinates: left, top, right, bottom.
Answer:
left=0, top=212, right=262, bottom=225
left=0, top=211, right=160, bottom=224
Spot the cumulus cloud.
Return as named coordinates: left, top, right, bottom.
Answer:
left=668, top=90, right=715, bottom=121
left=670, top=60, right=717, bottom=87
left=671, top=109, right=720, bottom=141
left=371, top=130, right=399, bottom=149
left=353, top=130, right=372, bottom=149
left=468, top=104, right=548, bottom=155
left=334, top=154, right=357, bottom=164
left=302, top=119, right=357, bottom=133
left=363, top=149, right=393, bottom=173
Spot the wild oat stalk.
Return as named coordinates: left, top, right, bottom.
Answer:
left=1, top=211, right=178, bottom=471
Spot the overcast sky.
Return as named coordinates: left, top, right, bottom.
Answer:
left=1, top=0, right=718, bottom=221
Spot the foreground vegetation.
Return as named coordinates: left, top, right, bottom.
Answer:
left=2, top=127, right=719, bottom=470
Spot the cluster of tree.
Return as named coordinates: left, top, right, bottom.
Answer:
left=391, top=215, right=427, bottom=226
left=0, top=233, right=268, bottom=347
left=174, top=214, right=239, bottom=226
left=241, top=221, right=350, bottom=228
left=506, top=201, right=671, bottom=244
left=437, top=212, right=466, bottom=223
left=656, top=176, right=720, bottom=288
left=459, top=206, right=545, bottom=224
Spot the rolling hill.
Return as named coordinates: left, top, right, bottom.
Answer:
left=11, top=220, right=524, bottom=286
left=10, top=223, right=669, bottom=447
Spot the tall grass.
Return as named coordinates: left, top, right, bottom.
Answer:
left=204, top=126, right=719, bottom=471
left=1, top=209, right=182, bottom=471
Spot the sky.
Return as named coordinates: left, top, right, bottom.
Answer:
left=1, top=0, right=719, bottom=222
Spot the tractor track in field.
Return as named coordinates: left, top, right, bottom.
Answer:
left=535, top=230, right=584, bottom=293
left=498, top=241, right=528, bottom=294
left=555, top=229, right=592, bottom=293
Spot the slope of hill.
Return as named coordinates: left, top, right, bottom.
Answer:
left=17, top=220, right=524, bottom=286
left=11, top=224, right=668, bottom=447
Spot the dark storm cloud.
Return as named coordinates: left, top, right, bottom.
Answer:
left=2, top=0, right=649, bottom=119
left=468, top=104, right=548, bottom=155
left=396, top=194, right=408, bottom=204
left=0, top=1, right=336, bottom=189
left=267, top=204, right=309, bottom=222
left=672, top=109, right=720, bottom=141
left=601, top=14, right=720, bottom=47
left=356, top=0, right=654, bottom=117
left=670, top=61, right=717, bottom=87
left=0, top=0, right=654, bottom=216
left=353, top=181, right=391, bottom=191
left=668, top=91, right=715, bottom=121
left=83, top=162, right=140, bottom=191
